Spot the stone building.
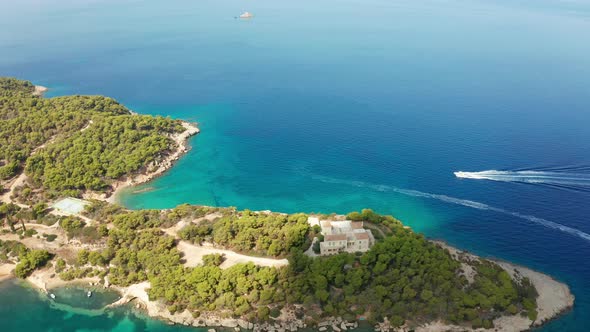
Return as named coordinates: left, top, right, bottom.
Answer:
left=317, top=219, right=374, bottom=255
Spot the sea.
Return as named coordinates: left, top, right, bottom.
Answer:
left=1, top=0, right=589, bottom=331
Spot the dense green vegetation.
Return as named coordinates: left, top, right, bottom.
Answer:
left=26, top=115, right=182, bottom=192
left=14, top=249, right=51, bottom=278
left=83, top=201, right=222, bottom=228
left=0, top=201, right=60, bottom=234
left=63, top=205, right=538, bottom=328
left=179, top=210, right=311, bottom=257
left=1, top=238, right=52, bottom=278
left=202, top=253, right=225, bottom=267
left=0, top=77, right=185, bottom=200
left=59, top=216, right=86, bottom=236
left=83, top=202, right=310, bottom=257
left=286, top=231, right=537, bottom=327
left=0, top=239, right=27, bottom=263
left=3, top=199, right=539, bottom=327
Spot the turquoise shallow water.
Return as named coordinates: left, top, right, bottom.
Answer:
left=50, top=285, right=122, bottom=310
left=0, top=279, right=201, bottom=332
left=1, top=0, right=590, bottom=330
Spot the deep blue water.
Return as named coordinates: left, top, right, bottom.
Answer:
left=1, top=0, right=590, bottom=330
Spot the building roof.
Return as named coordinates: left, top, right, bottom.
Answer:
left=354, top=233, right=370, bottom=241
left=325, top=234, right=347, bottom=241
left=308, top=217, right=320, bottom=227
left=351, top=221, right=364, bottom=229
left=331, top=220, right=352, bottom=228
left=321, top=220, right=333, bottom=228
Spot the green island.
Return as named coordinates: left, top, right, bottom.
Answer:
left=0, top=78, right=573, bottom=332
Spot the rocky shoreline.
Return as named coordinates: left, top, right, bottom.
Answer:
left=426, top=241, right=574, bottom=332
left=33, top=85, right=48, bottom=97
left=0, top=236, right=574, bottom=332
left=19, top=241, right=568, bottom=332
left=110, top=242, right=573, bottom=332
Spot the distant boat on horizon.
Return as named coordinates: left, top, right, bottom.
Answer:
left=237, top=11, right=253, bottom=19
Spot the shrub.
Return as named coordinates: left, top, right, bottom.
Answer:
left=269, top=307, right=281, bottom=318
left=15, top=249, right=51, bottom=278
left=202, top=253, right=225, bottom=267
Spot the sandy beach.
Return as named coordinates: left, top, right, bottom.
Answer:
left=0, top=263, right=16, bottom=282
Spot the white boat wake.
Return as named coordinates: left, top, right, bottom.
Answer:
left=454, top=170, right=590, bottom=188
left=311, top=175, right=590, bottom=243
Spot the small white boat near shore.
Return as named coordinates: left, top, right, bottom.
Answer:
left=49, top=293, right=56, bottom=299
left=87, top=291, right=92, bottom=298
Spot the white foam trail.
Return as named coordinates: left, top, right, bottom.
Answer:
left=313, top=175, right=590, bottom=243
left=454, top=170, right=590, bottom=187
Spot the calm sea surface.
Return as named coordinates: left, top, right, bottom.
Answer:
left=1, top=0, right=590, bottom=330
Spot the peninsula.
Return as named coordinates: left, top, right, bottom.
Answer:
left=0, top=78, right=574, bottom=332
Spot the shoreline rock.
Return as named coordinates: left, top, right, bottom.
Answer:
left=33, top=85, right=48, bottom=97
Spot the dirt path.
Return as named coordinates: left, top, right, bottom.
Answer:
left=177, top=241, right=288, bottom=269
left=162, top=215, right=286, bottom=269
left=0, top=173, right=27, bottom=203
left=0, top=224, right=66, bottom=251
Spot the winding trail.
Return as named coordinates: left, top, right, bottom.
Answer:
left=177, top=241, right=289, bottom=269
